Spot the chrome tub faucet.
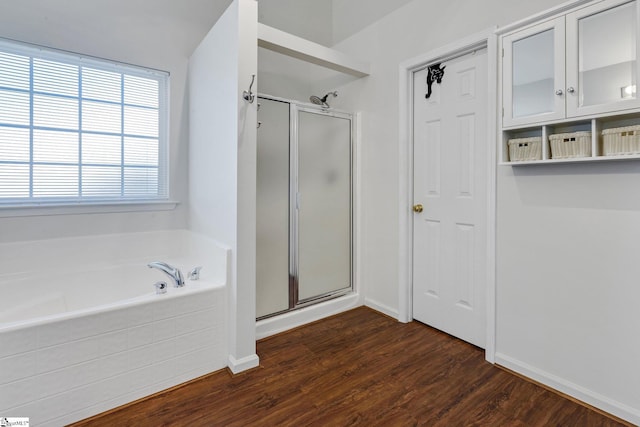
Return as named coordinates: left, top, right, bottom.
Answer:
left=147, top=261, right=185, bottom=288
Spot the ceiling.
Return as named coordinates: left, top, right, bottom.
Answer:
left=0, top=0, right=234, bottom=61
left=0, top=0, right=416, bottom=67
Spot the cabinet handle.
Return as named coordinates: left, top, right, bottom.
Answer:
left=555, top=89, right=563, bottom=96
left=567, top=87, right=575, bottom=94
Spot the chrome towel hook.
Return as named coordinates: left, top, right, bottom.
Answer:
left=243, top=74, right=255, bottom=103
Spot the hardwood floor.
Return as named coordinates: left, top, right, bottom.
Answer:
left=71, top=307, right=628, bottom=426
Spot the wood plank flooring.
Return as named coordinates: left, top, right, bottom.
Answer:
left=71, top=307, right=628, bottom=426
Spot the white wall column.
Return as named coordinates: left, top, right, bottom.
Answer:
left=189, top=0, right=259, bottom=374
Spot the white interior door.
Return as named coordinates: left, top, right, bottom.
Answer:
left=412, top=49, right=488, bottom=348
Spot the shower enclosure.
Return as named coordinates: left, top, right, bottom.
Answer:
left=256, top=95, right=353, bottom=319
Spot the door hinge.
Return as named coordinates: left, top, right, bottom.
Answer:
left=502, top=48, right=504, bottom=58
left=502, top=107, right=504, bottom=117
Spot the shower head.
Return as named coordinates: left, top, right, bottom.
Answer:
left=309, top=95, right=325, bottom=106
left=310, top=91, right=338, bottom=108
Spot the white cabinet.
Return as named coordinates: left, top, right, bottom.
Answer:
left=500, top=0, right=640, bottom=165
left=502, top=0, right=640, bottom=129
left=503, top=17, right=565, bottom=127
left=566, top=0, right=640, bottom=117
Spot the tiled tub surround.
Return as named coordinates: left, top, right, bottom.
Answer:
left=0, top=230, right=229, bottom=426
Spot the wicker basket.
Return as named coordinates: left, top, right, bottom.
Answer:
left=549, top=131, right=591, bottom=159
left=602, top=125, right=640, bottom=155
left=508, top=137, right=542, bottom=162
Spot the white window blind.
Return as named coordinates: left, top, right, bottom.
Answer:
left=0, top=39, right=169, bottom=205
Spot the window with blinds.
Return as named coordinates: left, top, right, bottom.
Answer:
left=0, top=39, right=169, bottom=206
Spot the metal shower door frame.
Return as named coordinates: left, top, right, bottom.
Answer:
left=256, top=94, right=354, bottom=319
left=289, top=102, right=354, bottom=309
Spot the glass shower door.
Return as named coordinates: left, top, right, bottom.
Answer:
left=256, top=97, right=290, bottom=318
left=295, top=109, right=352, bottom=303
left=256, top=97, right=353, bottom=320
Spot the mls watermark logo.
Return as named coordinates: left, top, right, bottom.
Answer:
left=0, top=418, right=29, bottom=427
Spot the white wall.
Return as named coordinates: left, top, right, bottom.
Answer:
left=258, top=48, right=315, bottom=102
left=256, top=0, right=348, bottom=104
left=331, top=0, right=640, bottom=423
left=330, top=0, right=569, bottom=320
left=188, top=0, right=259, bottom=373
left=258, top=46, right=360, bottom=106
left=258, top=0, right=333, bottom=46
left=496, top=163, right=640, bottom=423
left=235, top=0, right=260, bottom=373
left=257, top=0, right=415, bottom=46
left=331, top=0, right=415, bottom=44
left=0, top=0, right=230, bottom=242
left=189, top=7, right=239, bottom=247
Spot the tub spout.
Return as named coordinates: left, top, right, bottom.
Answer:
left=148, top=261, right=185, bottom=288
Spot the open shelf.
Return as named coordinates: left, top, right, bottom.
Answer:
left=501, top=113, right=640, bottom=165
left=500, top=153, right=640, bottom=166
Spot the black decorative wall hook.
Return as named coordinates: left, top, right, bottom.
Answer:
left=425, top=63, right=446, bottom=99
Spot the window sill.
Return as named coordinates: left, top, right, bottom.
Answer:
left=0, top=200, right=180, bottom=218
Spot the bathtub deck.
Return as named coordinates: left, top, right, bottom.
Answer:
left=70, top=307, right=628, bottom=426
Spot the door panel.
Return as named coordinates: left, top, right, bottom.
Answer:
left=412, top=49, right=488, bottom=348
left=423, top=120, right=442, bottom=196
left=297, top=111, right=352, bottom=302
left=256, top=98, right=290, bottom=318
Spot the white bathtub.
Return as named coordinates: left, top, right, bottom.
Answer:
left=0, top=230, right=229, bottom=426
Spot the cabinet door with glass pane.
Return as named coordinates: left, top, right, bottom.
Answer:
left=566, top=0, right=640, bottom=117
left=503, top=17, right=566, bottom=127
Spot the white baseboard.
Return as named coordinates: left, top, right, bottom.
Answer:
left=495, top=353, right=640, bottom=425
left=227, top=353, right=260, bottom=374
left=364, top=298, right=400, bottom=320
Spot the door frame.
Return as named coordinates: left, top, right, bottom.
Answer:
left=256, top=93, right=360, bottom=320
left=290, top=103, right=356, bottom=308
left=398, top=27, right=498, bottom=362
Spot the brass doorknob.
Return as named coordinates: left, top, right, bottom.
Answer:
left=413, top=204, right=423, bottom=213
